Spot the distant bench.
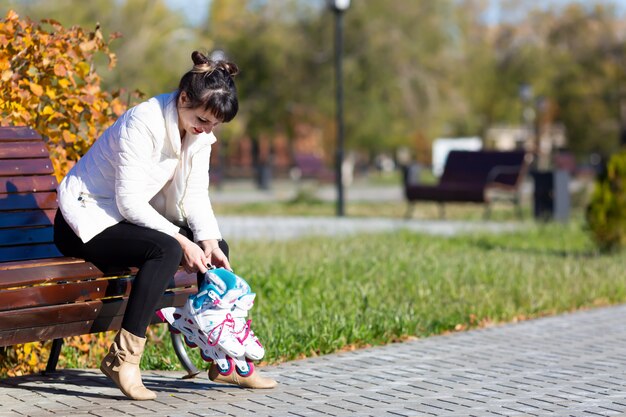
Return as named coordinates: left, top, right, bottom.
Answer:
left=403, top=150, right=531, bottom=218
left=0, top=126, right=200, bottom=377
left=290, top=153, right=334, bottom=183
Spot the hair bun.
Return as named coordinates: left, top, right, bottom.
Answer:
left=191, top=50, right=210, bottom=65
left=217, top=61, right=239, bottom=77
left=190, top=51, right=238, bottom=77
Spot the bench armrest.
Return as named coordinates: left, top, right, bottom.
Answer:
left=485, top=165, right=524, bottom=187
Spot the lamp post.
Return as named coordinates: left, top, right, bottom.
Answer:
left=328, top=0, right=350, bottom=217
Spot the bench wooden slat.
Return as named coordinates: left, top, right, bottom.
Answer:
left=0, top=272, right=196, bottom=312
left=0, top=279, right=130, bottom=312
left=0, top=159, right=54, bottom=176
left=0, top=226, right=53, bottom=247
left=0, top=300, right=103, bottom=331
left=0, top=322, right=102, bottom=347
left=0, top=260, right=195, bottom=290
left=0, top=142, right=49, bottom=159
left=0, top=290, right=193, bottom=339
left=0, top=191, right=57, bottom=210
left=0, top=127, right=41, bottom=141
left=0, top=260, right=103, bottom=289
left=0, top=244, right=63, bottom=263
left=0, top=176, right=58, bottom=193
left=0, top=256, right=84, bottom=271
left=0, top=311, right=175, bottom=346
left=0, top=210, right=56, bottom=229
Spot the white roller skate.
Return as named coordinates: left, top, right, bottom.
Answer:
left=232, top=293, right=265, bottom=361
left=198, top=267, right=266, bottom=361
left=157, top=268, right=273, bottom=387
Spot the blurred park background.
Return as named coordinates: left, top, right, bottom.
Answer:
left=2, top=0, right=626, bottom=375
left=4, top=0, right=626, bottom=192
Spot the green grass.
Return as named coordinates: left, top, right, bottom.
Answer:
left=140, top=219, right=626, bottom=370
left=214, top=198, right=534, bottom=221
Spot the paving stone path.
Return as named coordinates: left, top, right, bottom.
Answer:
left=217, top=215, right=522, bottom=241
left=2, top=304, right=626, bottom=416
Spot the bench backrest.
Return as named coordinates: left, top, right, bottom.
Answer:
left=0, top=126, right=61, bottom=262
left=440, top=150, right=528, bottom=186
left=293, top=153, right=326, bottom=177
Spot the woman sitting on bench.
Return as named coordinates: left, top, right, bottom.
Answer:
left=53, top=50, right=276, bottom=400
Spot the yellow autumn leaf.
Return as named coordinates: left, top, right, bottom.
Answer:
left=79, top=40, right=96, bottom=52
left=1, top=70, right=12, bottom=82
left=111, top=98, right=125, bottom=116
left=22, top=33, right=33, bottom=48
left=62, top=129, right=75, bottom=143
left=6, top=9, right=19, bottom=21
left=42, top=105, right=53, bottom=115
left=54, top=63, right=67, bottom=77
left=58, top=78, right=70, bottom=88
left=84, top=84, right=100, bottom=95
left=18, top=112, right=32, bottom=122
left=76, top=61, right=90, bottom=78
left=29, top=82, right=43, bottom=97
left=0, top=57, right=9, bottom=71
left=45, top=86, right=56, bottom=99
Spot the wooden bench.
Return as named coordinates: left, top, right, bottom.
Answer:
left=403, top=150, right=531, bottom=219
left=0, top=126, right=200, bottom=377
left=290, top=153, right=335, bottom=183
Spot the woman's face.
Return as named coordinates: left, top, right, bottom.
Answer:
left=177, top=92, right=221, bottom=136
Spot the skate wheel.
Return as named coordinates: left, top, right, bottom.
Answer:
left=217, top=357, right=234, bottom=376
left=184, top=336, right=197, bottom=348
left=200, top=350, right=213, bottom=363
left=236, top=359, right=254, bottom=377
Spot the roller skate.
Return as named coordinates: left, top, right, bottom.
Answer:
left=231, top=293, right=265, bottom=361
left=157, top=268, right=276, bottom=389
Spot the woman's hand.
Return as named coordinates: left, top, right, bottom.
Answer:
left=174, top=233, right=208, bottom=274
left=200, top=240, right=232, bottom=271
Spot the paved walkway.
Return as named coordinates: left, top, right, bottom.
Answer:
left=217, top=215, right=523, bottom=241
left=1, top=304, right=626, bottom=416
left=209, top=179, right=406, bottom=205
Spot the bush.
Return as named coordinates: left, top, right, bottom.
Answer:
left=0, top=10, right=137, bottom=180
left=0, top=343, right=49, bottom=377
left=586, top=148, right=626, bottom=252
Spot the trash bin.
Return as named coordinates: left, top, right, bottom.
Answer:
left=402, top=162, right=421, bottom=186
left=257, top=163, right=271, bottom=190
left=531, top=170, right=570, bottom=222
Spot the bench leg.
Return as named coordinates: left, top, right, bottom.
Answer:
left=483, top=203, right=492, bottom=220
left=43, top=338, right=64, bottom=375
left=404, top=202, right=415, bottom=219
left=170, top=327, right=201, bottom=379
left=514, top=196, right=523, bottom=219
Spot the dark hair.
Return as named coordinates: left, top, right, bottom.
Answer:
left=177, top=51, right=239, bottom=122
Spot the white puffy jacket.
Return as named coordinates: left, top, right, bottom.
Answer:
left=57, top=92, right=222, bottom=243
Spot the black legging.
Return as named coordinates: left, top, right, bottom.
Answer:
left=53, top=209, right=229, bottom=338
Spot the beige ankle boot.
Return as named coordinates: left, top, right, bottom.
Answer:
left=208, top=363, right=277, bottom=389
left=100, top=328, right=157, bottom=400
